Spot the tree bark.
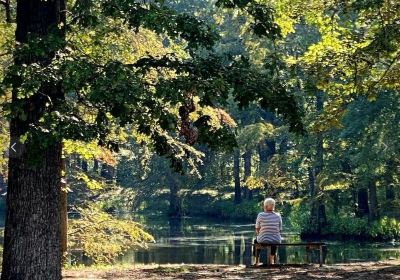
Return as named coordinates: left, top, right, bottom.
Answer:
left=309, top=91, right=326, bottom=235
left=243, top=150, right=252, bottom=200
left=308, top=166, right=318, bottom=233
left=93, top=159, right=99, bottom=172
left=166, top=171, right=182, bottom=217
left=233, top=149, right=241, bottom=204
left=258, top=139, right=276, bottom=191
left=3, top=145, right=63, bottom=280
left=368, top=180, right=379, bottom=221
left=357, top=187, right=369, bottom=217
left=1, top=1, right=65, bottom=279
left=60, top=157, right=68, bottom=264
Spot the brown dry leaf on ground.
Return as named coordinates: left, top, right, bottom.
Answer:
left=63, top=261, right=400, bottom=280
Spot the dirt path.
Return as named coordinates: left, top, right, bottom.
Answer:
left=64, top=261, right=400, bottom=280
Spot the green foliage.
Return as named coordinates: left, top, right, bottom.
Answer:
left=1, top=0, right=305, bottom=172
left=237, top=122, right=274, bottom=150
left=0, top=19, right=13, bottom=173
left=219, top=201, right=257, bottom=220
left=75, top=172, right=104, bottom=190
left=285, top=200, right=310, bottom=232
left=369, top=217, right=400, bottom=240
left=313, top=215, right=400, bottom=241
left=216, top=0, right=282, bottom=39
left=71, top=0, right=220, bottom=50
left=68, top=204, right=154, bottom=264
left=321, top=216, right=370, bottom=237
left=207, top=199, right=260, bottom=220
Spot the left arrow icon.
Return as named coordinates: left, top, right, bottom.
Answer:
left=11, top=143, right=16, bottom=152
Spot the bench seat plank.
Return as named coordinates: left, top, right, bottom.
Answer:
left=254, top=242, right=325, bottom=246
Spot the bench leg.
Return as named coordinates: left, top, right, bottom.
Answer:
left=253, top=245, right=260, bottom=265
left=306, top=246, right=310, bottom=264
left=319, top=245, right=323, bottom=267
left=266, top=246, right=271, bottom=266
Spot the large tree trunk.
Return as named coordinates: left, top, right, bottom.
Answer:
left=233, top=149, right=241, bottom=204
left=308, top=166, right=318, bottom=233
left=331, top=190, right=340, bottom=215
left=243, top=150, right=252, bottom=200
left=258, top=139, right=276, bottom=191
left=309, top=91, right=327, bottom=235
left=368, top=180, right=379, bottom=221
left=93, top=159, right=99, bottom=172
left=167, top=173, right=182, bottom=217
left=1, top=1, right=65, bottom=279
left=3, top=145, right=63, bottom=280
left=356, top=187, right=369, bottom=217
left=60, top=157, right=68, bottom=264
left=308, top=167, right=327, bottom=235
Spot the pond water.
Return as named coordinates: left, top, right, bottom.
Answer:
left=72, top=216, right=400, bottom=266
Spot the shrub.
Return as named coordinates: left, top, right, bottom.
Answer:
left=216, top=200, right=261, bottom=220
left=369, top=217, right=400, bottom=240
left=68, top=204, right=154, bottom=264
left=285, top=200, right=310, bottom=232
left=308, top=214, right=400, bottom=241
left=321, top=216, right=369, bottom=237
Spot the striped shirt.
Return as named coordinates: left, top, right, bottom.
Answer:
left=255, top=211, right=282, bottom=243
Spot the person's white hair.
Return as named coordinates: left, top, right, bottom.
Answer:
left=263, top=197, right=276, bottom=210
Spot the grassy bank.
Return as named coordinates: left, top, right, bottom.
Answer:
left=64, top=261, right=400, bottom=279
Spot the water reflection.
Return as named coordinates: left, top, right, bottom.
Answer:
left=77, top=216, right=400, bottom=266
left=233, top=231, right=241, bottom=264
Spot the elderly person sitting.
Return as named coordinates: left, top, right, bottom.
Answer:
left=254, top=197, right=282, bottom=265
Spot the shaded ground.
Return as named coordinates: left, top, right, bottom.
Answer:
left=64, top=261, right=400, bottom=280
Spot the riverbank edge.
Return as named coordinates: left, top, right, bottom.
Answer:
left=139, top=210, right=400, bottom=243
left=63, top=261, right=400, bottom=279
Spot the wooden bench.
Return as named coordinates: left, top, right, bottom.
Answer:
left=252, top=242, right=326, bottom=267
